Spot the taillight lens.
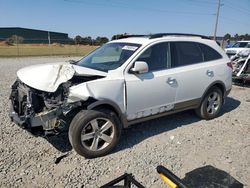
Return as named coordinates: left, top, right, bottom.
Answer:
left=227, top=62, right=233, bottom=69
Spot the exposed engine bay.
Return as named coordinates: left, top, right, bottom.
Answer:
left=9, top=75, right=103, bottom=135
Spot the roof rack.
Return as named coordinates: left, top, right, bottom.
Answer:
left=116, top=35, right=147, bottom=39
left=114, top=33, right=211, bottom=40
left=149, top=33, right=211, bottom=40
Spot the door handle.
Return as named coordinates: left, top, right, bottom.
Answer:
left=167, top=77, right=176, bottom=85
left=206, top=70, right=214, bottom=77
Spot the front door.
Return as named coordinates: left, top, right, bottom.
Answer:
left=124, top=42, right=177, bottom=121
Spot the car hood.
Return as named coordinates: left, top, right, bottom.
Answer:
left=17, top=62, right=107, bottom=92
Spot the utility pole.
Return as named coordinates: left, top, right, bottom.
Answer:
left=15, top=35, right=19, bottom=57
left=213, top=0, right=222, bottom=41
left=48, top=31, right=51, bottom=45
left=48, top=31, right=52, bottom=56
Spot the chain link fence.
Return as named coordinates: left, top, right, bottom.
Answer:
left=0, top=38, right=98, bottom=57
left=0, top=36, right=238, bottom=57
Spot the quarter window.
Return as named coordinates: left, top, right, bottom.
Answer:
left=136, top=43, right=169, bottom=71
left=199, top=43, right=222, bottom=61
left=170, top=42, right=203, bottom=68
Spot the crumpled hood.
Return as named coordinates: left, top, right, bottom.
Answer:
left=17, top=62, right=107, bottom=92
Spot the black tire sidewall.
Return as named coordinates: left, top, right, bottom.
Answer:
left=69, top=110, right=121, bottom=158
left=200, top=87, right=223, bottom=120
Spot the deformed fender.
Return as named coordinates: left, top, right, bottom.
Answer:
left=67, top=77, right=128, bottom=127
left=67, top=82, right=91, bottom=102
left=87, top=99, right=128, bottom=128
left=87, top=99, right=122, bottom=114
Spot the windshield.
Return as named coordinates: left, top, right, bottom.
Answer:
left=77, top=42, right=141, bottom=72
left=232, top=42, right=248, bottom=48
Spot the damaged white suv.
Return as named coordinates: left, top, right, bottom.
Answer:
left=9, top=33, right=232, bottom=158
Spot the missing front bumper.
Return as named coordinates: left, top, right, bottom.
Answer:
left=9, top=103, right=63, bottom=130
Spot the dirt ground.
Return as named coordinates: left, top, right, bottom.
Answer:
left=0, top=57, right=249, bottom=188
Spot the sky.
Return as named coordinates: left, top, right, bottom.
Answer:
left=0, top=0, right=249, bottom=39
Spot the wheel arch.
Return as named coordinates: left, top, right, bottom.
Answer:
left=87, top=99, right=128, bottom=128
left=200, top=81, right=226, bottom=105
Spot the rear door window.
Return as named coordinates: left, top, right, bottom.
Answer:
left=170, top=42, right=203, bottom=68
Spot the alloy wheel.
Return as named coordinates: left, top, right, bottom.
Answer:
left=206, top=91, right=221, bottom=115
left=81, top=118, right=115, bottom=151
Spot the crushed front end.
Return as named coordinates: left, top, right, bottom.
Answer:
left=9, top=79, right=72, bottom=135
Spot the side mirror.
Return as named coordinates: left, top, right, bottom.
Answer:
left=130, top=61, right=149, bottom=74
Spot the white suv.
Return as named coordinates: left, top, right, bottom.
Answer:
left=9, top=33, right=232, bottom=158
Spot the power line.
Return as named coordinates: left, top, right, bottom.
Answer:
left=224, top=4, right=250, bottom=16
left=220, top=16, right=250, bottom=26
left=223, top=0, right=250, bottom=14
left=64, top=0, right=215, bottom=16
left=180, top=0, right=218, bottom=5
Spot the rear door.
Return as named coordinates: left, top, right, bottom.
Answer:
left=169, top=41, right=223, bottom=108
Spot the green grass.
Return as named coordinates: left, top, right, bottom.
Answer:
left=0, top=44, right=98, bottom=57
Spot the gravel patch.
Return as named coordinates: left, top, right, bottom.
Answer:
left=0, top=57, right=249, bottom=187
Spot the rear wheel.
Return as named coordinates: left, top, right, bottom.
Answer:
left=69, top=110, right=121, bottom=158
left=195, top=86, right=223, bottom=120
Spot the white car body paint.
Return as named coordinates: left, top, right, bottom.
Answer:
left=72, top=64, right=107, bottom=77
left=125, top=70, right=176, bottom=120
left=68, top=76, right=126, bottom=113
left=225, top=41, right=250, bottom=57
left=17, top=62, right=107, bottom=92
left=15, top=36, right=232, bottom=123
left=10, top=35, right=234, bottom=158
left=225, top=47, right=248, bottom=55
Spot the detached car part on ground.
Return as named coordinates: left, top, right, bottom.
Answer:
left=231, top=49, right=250, bottom=85
left=9, top=33, right=232, bottom=158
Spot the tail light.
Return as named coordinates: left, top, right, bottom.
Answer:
left=227, top=62, right=233, bottom=69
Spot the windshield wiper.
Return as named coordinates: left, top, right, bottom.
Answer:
left=68, top=60, right=79, bottom=65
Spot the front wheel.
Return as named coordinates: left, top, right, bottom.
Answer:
left=195, top=86, right=223, bottom=120
left=69, top=110, right=121, bottom=158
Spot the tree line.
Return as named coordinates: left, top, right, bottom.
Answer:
left=4, top=34, right=126, bottom=46
left=3, top=35, right=110, bottom=46
left=4, top=33, right=250, bottom=46
left=223, top=33, right=250, bottom=41
left=72, top=36, right=109, bottom=45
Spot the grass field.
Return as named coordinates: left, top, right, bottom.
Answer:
left=0, top=43, right=98, bottom=57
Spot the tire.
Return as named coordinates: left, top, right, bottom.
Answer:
left=68, top=109, right=121, bottom=158
left=195, top=86, right=223, bottom=120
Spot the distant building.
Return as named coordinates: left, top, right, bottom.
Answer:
left=0, top=27, right=69, bottom=44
